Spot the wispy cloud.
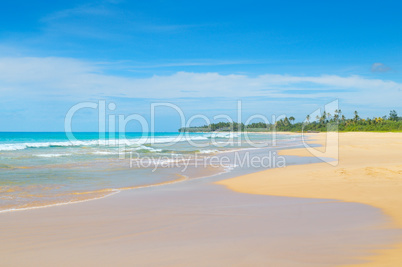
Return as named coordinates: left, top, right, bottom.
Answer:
left=0, top=57, right=400, bottom=107
left=41, top=4, right=115, bottom=22
left=40, top=2, right=203, bottom=38
left=124, top=60, right=257, bottom=69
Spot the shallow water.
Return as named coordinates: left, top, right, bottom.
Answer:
left=0, top=132, right=300, bottom=211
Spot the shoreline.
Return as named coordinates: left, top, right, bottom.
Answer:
left=217, top=132, right=402, bottom=266
left=0, top=133, right=299, bottom=214
left=0, top=174, right=190, bottom=214
left=0, top=132, right=398, bottom=266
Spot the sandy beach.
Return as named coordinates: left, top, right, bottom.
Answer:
left=1, top=0, right=400, bottom=265
left=0, top=132, right=400, bottom=266
left=218, top=132, right=402, bottom=266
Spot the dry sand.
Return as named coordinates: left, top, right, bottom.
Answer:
left=0, top=177, right=394, bottom=267
left=217, top=132, right=402, bottom=266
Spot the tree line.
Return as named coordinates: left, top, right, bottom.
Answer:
left=179, top=110, right=402, bottom=132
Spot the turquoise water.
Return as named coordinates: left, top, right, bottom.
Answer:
left=0, top=132, right=295, bottom=211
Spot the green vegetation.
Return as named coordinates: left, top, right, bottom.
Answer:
left=179, top=110, right=402, bottom=132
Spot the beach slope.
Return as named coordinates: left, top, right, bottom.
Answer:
left=217, top=132, right=402, bottom=266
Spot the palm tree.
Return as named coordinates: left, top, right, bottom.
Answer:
left=389, top=110, right=398, bottom=121
left=319, top=112, right=326, bottom=124
left=322, top=111, right=327, bottom=123
left=289, top=116, right=295, bottom=124
left=334, top=113, right=339, bottom=121
left=354, top=111, right=359, bottom=122
left=284, top=117, right=290, bottom=126
left=306, top=115, right=310, bottom=124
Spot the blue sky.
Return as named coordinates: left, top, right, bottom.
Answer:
left=0, top=0, right=401, bottom=131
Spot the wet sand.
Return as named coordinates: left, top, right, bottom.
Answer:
left=218, top=132, right=402, bottom=266
left=0, top=136, right=399, bottom=266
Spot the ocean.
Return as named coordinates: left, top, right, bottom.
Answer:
left=0, top=132, right=299, bottom=212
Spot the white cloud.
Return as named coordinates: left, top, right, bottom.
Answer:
left=0, top=57, right=400, bottom=106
